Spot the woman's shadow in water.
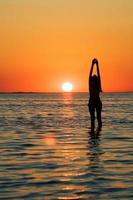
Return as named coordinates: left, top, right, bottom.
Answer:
left=89, top=128, right=101, bottom=139
left=87, top=129, right=106, bottom=197
left=87, top=128, right=102, bottom=166
left=86, top=128, right=111, bottom=199
left=87, top=129, right=112, bottom=199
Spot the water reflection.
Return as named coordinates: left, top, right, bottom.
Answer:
left=87, top=129, right=101, bottom=162
left=87, top=129, right=102, bottom=178
left=87, top=129, right=110, bottom=199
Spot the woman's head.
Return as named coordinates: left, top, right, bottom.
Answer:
left=90, top=75, right=100, bottom=91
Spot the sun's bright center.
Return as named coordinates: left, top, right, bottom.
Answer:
left=62, top=82, right=73, bottom=92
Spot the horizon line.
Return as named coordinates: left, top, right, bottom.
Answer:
left=0, top=91, right=132, bottom=94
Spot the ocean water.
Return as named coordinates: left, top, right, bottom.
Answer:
left=0, top=92, right=133, bottom=200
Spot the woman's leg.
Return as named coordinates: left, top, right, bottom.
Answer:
left=96, top=101, right=102, bottom=128
left=88, top=104, right=95, bottom=130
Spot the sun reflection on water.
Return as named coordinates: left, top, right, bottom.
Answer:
left=42, top=134, right=56, bottom=146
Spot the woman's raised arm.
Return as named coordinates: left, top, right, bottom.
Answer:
left=96, top=59, right=102, bottom=92
left=89, top=59, right=95, bottom=81
left=89, top=59, right=95, bottom=90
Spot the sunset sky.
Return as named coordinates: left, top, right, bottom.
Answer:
left=0, top=0, right=133, bottom=92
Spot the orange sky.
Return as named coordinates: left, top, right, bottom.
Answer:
left=0, top=0, right=133, bottom=92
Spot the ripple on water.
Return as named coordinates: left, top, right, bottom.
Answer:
left=0, top=93, right=133, bottom=199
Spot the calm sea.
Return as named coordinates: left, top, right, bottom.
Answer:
left=0, top=92, right=133, bottom=199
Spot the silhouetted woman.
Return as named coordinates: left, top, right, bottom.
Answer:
left=88, top=58, right=102, bottom=130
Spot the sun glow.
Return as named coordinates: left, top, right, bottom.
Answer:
left=62, top=82, right=73, bottom=92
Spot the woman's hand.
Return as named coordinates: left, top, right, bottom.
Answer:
left=92, top=58, right=98, bottom=65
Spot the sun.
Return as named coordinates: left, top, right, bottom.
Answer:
left=62, top=82, right=73, bottom=92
